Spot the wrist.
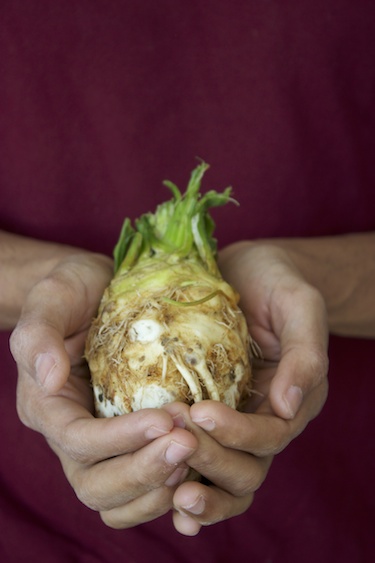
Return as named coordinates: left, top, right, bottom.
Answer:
left=0, top=231, right=90, bottom=329
left=221, top=234, right=375, bottom=338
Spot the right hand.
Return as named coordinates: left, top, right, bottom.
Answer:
left=167, top=241, right=329, bottom=535
left=10, top=252, right=198, bottom=527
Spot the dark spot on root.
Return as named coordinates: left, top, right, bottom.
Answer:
left=186, top=355, right=198, bottom=366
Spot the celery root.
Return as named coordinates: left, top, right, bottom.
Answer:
left=85, top=162, right=258, bottom=416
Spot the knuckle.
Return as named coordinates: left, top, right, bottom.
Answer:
left=233, top=461, right=270, bottom=496
left=9, top=322, right=31, bottom=360
left=33, top=274, right=69, bottom=298
left=309, top=348, right=329, bottom=383
left=254, top=422, right=293, bottom=456
left=61, top=437, right=96, bottom=466
left=15, top=378, right=42, bottom=432
left=43, top=266, right=89, bottom=306
left=61, top=422, right=98, bottom=465
left=300, top=283, right=325, bottom=311
left=200, top=491, right=254, bottom=527
left=15, top=397, right=33, bottom=429
left=100, top=508, right=142, bottom=530
left=100, top=489, right=173, bottom=530
left=296, top=346, right=329, bottom=400
left=100, top=511, right=125, bottom=529
left=193, top=443, right=219, bottom=469
left=63, top=445, right=93, bottom=466
left=9, top=327, right=20, bottom=357
left=10, top=316, right=55, bottom=368
left=273, top=430, right=295, bottom=454
left=132, top=463, right=163, bottom=492
left=72, top=472, right=109, bottom=512
left=137, top=487, right=173, bottom=519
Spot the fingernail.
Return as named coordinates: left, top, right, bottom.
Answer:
left=182, top=495, right=205, bottom=515
left=145, top=426, right=170, bottom=440
left=165, top=466, right=189, bottom=487
left=165, top=441, right=194, bottom=465
left=284, top=385, right=303, bottom=419
left=191, top=417, right=215, bottom=431
left=35, top=353, right=57, bottom=388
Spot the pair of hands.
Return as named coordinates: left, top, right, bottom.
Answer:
left=10, top=242, right=329, bottom=536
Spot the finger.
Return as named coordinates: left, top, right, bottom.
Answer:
left=172, top=481, right=254, bottom=536
left=63, top=427, right=197, bottom=512
left=16, top=369, right=177, bottom=463
left=190, top=399, right=318, bottom=457
left=165, top=402, right=272, bottom=494
left=11, top=316, right=71, bottom=392
left=220, top=244, right=329, bottom=421
left=10, top=254, right=111, bottom=392
left=268, top=345, right=329, bottom=421
left=101, top=485, right=177, bottom=529
left=166, top=403, right=272, bottom=536
left=48, top=405, right=180, bottom=465
left=100, top=462, right=195, bottom=529
left=188, top=424, right=271, bottom=496
left=269, top=284, right=329, bottom=419
left=172, top=511, right=202, bottom=536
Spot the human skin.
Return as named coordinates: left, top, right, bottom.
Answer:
left=169, top=234, right=374, bottom=534
left=3, top=230, right=373, bottom=535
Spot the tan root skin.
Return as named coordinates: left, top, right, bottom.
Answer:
left=85, top=258, right=253, bottom=416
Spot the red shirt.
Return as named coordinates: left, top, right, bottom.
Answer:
left=1, top=2, right=374, bottom=561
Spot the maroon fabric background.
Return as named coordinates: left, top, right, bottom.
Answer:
left=1, top=1, right=375, bottom=561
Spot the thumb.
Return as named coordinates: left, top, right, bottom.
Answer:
left=269, top=345, right=329, bottom=420
left=10, top=317, right=71, bottom=392
left=268, top=286, right=329, bottom=420
left=9, top=253, right=112, bottom=393
left=9, top=274, right=81, bottom=392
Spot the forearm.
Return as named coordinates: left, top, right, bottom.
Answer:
left=0, top=231, right=80, bottom=330
left=256, top=233, right=375, bottom=338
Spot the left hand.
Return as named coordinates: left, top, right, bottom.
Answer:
left=10, top=252, right=199, bottom=528
left=168, top=241, right=329, bottom=535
